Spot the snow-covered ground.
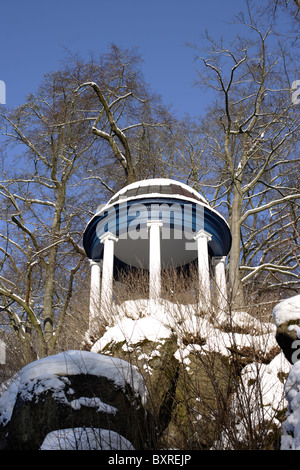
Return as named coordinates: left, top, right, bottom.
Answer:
left=92, top=298, right=280, bottom=361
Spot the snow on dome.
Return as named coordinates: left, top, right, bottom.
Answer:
left=106, top=178, right=208, bottom=207
left=273, top=295, right=300, bottom=327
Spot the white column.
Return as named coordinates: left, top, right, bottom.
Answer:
left=100, top=232, right=118, bottom=318
left=0, top=339, right=5, bottom=365
left=147, top=220, right=163, bottom=303
left=212, top=256, right=228, bottom=313
left=89, top=260, right=101, bottom=332
left=194, top=229, right=212, bottom=309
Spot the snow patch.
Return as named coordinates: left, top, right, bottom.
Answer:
left=40, top=428, right=134, bottom=450
left=69, top=397, right=117, bottom=414
left=94, top=299, right=277, bottom=360
left=19, top=350, right=147, bottom=403
left=91, top=315, right=171, bottom=353
left=0, top=375, right=20, bottom=426
left=239, top=353, right=290, bottom=426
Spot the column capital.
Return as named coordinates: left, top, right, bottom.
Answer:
left=100, top=232, right=118, bottom=244
left=147, top=219, right=163, bottom=229
left=212, top=256, right=227, bottom=266
left=194, top=229, right=212, bottom=242
left=89, top=259, right=102, bottom=267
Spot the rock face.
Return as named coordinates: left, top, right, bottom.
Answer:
left=89, top=299, right=285, bottom=449
left=0, top=351, right=154, bottom=450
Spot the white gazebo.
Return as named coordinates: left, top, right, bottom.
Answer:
left=83, top=179, right=231, bottom=329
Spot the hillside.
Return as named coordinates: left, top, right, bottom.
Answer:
left=1, top=296, right=294, bottom=450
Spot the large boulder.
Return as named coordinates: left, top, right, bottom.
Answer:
left=0, top=350, right=154, bottom=450
left=273, top=296, right=300, bottom=364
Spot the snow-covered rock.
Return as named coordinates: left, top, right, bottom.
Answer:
left=273, top=296, right=300, bottom=365
left=273, top=295, right=300, bottom=327
left=19, top=350, right=147, bottom=403
left=281, top=360, right=300, bottom=449
left=272, top=295, right=300, bottom=450
left=0, top=350, right=153, bottom=450
left=89, top=299, right=287, bottom=449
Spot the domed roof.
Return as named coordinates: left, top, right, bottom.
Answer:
left=106, top=178, right=208, bottom=207
left=83, top=178, right=231, bottom=267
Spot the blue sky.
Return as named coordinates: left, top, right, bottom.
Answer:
left=0, top=0, right=246, bottom=118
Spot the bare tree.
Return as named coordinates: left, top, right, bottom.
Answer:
left=270, top=0, right=300, bottom=23
left=186, top=2, right=300, bottom=307
left=0, top=76, right=91, bottom=359
left=75, top=45, right=176, bottom=187
left=0, top=45, right=176, bottom=361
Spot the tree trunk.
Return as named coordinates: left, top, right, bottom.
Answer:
left=228, top=184, right=244, bottom=309
left=43, top=182, right=66, bottom=353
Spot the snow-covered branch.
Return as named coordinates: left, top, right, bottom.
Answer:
left=240, top=193, right=300, bottom=224
left=241, top=263, right=299, bottom=283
